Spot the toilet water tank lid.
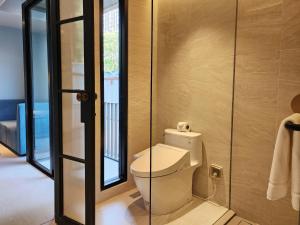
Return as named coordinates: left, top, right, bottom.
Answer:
left=130, top=144, right=190, bottom=178
left=164, top=129, right=202, bottom=138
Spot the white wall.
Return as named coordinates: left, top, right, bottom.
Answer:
left=0, top=26, right=25, bottom=100
left=31, top=32, right=49, bottom=102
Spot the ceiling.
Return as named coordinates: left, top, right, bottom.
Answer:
left=0, top=0, right=25, bottom=29
left=0, top=0, right=118, bottom=30
left=0, top=0, right=47, bottom=32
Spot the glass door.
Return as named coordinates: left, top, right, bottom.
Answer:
left=51, top=0, right=96, bottom=224
left=23, top=0, right=53, bottom=176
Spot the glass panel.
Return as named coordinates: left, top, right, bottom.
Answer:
left=151, top=0, right=236, bottom=223
left=62, top=93, right=85, bottom=159
left=102, top=0, right=121, bottom=185
left=29, top=0, right=51, bottom=171
left=59, top=0, right=83, bottom=21
left=60, top=21, right=84, bottom=90
left=63, top=159, right=85, bottom=224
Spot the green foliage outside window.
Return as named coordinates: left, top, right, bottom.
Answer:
left=104, top=32, right=119, bottom=73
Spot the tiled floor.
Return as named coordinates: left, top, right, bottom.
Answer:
left=38, top=189, right=231, bottom=225
left=227, top=216, right=259, bottom=225
left=55, top=185, right=255, bottom=225
left=38, top=214, right=259, bottom=225
left=96, top=189, right=229, bottom=225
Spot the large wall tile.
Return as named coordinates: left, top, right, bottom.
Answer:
left=281, top=0, right=300, bottom=49
left=280, top=49, right=300, bottom=82
left=232, top=0, right=300, bottom=224
left=276, top=80, right=300, bottom=124
left=154, top=0, right=237, bottom=207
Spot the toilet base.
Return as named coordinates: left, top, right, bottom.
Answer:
left=134, top=165, right=198, bottom=215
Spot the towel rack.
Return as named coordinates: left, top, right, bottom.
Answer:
left=285, top=121, right=300, bottom=131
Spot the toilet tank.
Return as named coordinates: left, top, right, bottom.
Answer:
left=164, top=129, right=202, bottom=165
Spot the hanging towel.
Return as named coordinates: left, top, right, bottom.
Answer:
left=267, top=113, right=300, bottom=211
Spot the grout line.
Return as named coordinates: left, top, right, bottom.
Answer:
left=229, top=0, right=240, bottom=210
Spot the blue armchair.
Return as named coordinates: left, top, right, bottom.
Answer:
left=0, top=100, right=25, bottom=155
left=0, top=100, right=50, bottom=156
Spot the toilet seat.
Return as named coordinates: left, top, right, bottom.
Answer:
left=130, top=144, right=190, bottom=178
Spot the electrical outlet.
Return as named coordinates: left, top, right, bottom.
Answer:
left=209, top=164, right=223, bottom=178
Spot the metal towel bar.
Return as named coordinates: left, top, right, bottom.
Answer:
left=285, top=121, right=300, bottom=131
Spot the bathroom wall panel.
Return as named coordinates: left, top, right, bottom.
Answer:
left=95, top=0, right=152, bottom=202
left=231, top=0, right=300, bottom=224
left=128, top=0, right=151, bottom=190
left=154, top=0, right=237, bottom=207
left=277, top=80, right=300, bottom=123
left=281, top=0, right=300, bottom=50
left=280, top=50, right=300, bottom=82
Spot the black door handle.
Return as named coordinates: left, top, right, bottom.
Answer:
left=76, top=92, right=89, bottom=102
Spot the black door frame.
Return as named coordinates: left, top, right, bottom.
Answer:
left=50, top=0, right=96, bottom=224
left=100, top=0, right=128, bottom=190
left=22, top=0, right=54, bottom=178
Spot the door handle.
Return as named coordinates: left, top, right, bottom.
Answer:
left=76, top=92, right=89, bottom=102
left=76, top=92, right=89, bottom=123
left=75, top=92, right=97, bottom=123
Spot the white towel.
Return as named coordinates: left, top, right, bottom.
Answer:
left=267, top=113, right=300, bottom=211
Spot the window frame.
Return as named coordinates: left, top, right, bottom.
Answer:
left=100, top=0, right=128, bottom=190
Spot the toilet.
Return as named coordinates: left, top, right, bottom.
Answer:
left=130, top=129, right=202, bottom=215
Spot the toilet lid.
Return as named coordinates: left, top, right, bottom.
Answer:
left=130, top=144, right=190, bottom=178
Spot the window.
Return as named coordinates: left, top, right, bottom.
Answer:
left=101, top=0, right=128, bottom=189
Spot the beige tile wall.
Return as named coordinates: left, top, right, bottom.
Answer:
left=231, top=0, right=300, bottom=224
left=153, top=0, right=237, bottom=207
left=95, top=0, right=152, bottom=203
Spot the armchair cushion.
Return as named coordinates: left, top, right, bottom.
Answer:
left=0, top=101, right=49, bottom=156
left=0, top=100, right=25, bottom=155
left=0, top=100, right=24, bottom=121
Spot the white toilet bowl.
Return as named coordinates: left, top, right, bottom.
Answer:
left=130, top=144, right=200, bottom=215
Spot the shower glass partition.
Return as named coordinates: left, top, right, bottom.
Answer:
left=150, top=0, right=300, bottom=225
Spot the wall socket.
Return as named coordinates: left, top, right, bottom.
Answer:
left=209, top=164, right=223, bottom=178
